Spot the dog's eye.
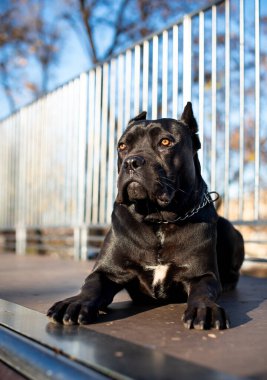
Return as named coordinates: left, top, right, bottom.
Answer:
left=118, top=143, right=127, bottom=151
left=160, top=138, right=172, bottom=147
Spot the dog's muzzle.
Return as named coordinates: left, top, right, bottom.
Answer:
left=117, top=154, right=173, bottom=206
left=123, top=155, right=148, bottom=200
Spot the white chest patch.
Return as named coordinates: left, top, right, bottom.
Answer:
left=156, top=229, right=165, bottom=245
left=145, top=264, right=169, bottom=287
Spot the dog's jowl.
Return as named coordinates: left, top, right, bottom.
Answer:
left=47, top=102, right=244, bottom=330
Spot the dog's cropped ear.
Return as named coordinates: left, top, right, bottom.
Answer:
left=181, top=102, right=198, bottom=133
left=181, top=102, right=201, bottom=151
left=128, top=111, right=147, bottom=124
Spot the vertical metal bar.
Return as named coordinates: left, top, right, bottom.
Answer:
left=7, top=118, right=11, bottom=226
left=86, top=70, right=96, bottom=225
left=0, top=124, right=2, bottom=225
left=0, top=124, right=3, bottom=226
left=60, top=86, right=66, bottom=226
left=51, top=90, right=57, bottom=226
left=25, top=106, right=29, bottom=226
left=25, top=106, right=30, bottom=226
left=20, top=107, right=27, bottom=248
left=2, top=122, right=5, bottom=226
left=5, top=122, right=8, bottom=226
left=12, top=116, right=17, bottom=227
left=57, top=86, right=63, bottom=225
left=74, top=78, right=80, bottom=225
left=183, top=15, right=192, bottom=105
left=66, top=82, right=73, bottom=225
left=107, top=60, right=116, bottom=221
left=224, top=0, right=230, bottom=218
left=48, top=92, right=54, bottom=226
left=172, top=25, right=179, bottom=119
left=118, top=54, right=124, bottom=137
left=48, top=91, right=54, bottom=226
left=134, top=46, right=140, bottom=116
left=77, top=73, right=88, bottom=258
left=13, top=115, right=17, bottom=227
left=152, top=35, right=158, bottom=119
left=162, top=30, right=168, bottom=117
left=142, top=40, right=149, bottom=113
left=92, top=67, right=102, bottom=224
left=6, top=119, right=11, bottom=227
left=211, top=5, right=217, bottom=191
left=0, top=123, right=2, bottom=225
left=69, top=83, right=75, bottom=226
left=11, top=117, right=15, bottom=227
left=44, top=95, right=49, bottom=226
left=100, top=63, right=109, bottom=224
left=239, top=0, right=245, bottom=220
left=8, top=117, right=12, bottom=227
left=44, top=94, right=49, bottom=226
left=23, top=106, right=27, bottom=226
left=125, top=50, right=132, bottom=124
left=35, top=100, right=40, bottom=226
left=68, top=82, right=75, bottom=226
left=41, top=97, right=45, bottom=226
left=17, top=111, right=22, bottom=227
left=7, top=117, right=12, bottom=227
left=254, top=0, right=260, bottom=220
left=15, top=114, right=19, bottom=227
left=32, top=101, right=37, bottom=226
left=5, top=120, right=8, bottom=226
left=78, top=73, right=88, bottom=223
left=3, top=122, right=8, bottom=227
left=198, top=11, right=205, bottom=167
left=39, top=96, right=45, bottom=226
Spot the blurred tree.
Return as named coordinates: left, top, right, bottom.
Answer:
left=63, top=0, right=207, bottom=64
left=0, top=0, right=208, bottom=115
left=0, top=0, right=64, bottom=113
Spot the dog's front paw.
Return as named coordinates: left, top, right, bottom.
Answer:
left=182, top=303, right=230, bottom=330
left=47, top=296, right=99, bottom=325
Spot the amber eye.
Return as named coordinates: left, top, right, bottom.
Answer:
left=118, top=143, right=127, bottom=151
left=160, top=138, right=172, bottom=147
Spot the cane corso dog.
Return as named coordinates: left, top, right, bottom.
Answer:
left=47, top=102, right=244, bottom=330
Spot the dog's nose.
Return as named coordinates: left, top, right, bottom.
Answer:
left=123, top=156, right=145, bottom=171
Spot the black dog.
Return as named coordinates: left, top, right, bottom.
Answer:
left=47, top=102, right=244, bottom=330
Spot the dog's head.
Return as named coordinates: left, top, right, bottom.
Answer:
left=116, top=102, right=201, bottom=210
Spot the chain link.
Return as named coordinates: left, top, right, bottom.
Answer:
left=157, top=191, right=220, bottom=224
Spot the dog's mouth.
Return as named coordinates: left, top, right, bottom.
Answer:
left=127, top=181, right=148, bottom=201
left=117, top=178, right=174, bottom=207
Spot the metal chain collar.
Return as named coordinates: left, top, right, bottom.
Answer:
left=157, top=191, right=220, bottom=224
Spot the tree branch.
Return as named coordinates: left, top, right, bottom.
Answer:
left=79, top=0, right=98, bottom=64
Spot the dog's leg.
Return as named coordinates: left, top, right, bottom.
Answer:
left=47, top=271, right=122, bottom=325
left=182, top=274, right=230, bottom=330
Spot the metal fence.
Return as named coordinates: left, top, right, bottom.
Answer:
left=0, top=0, right=266, bottom=259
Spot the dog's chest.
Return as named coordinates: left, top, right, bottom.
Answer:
left=145, top=263, right=169, bottom=287
left=143, top=228, right=170, bottom=296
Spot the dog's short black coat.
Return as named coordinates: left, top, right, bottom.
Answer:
left=47, top=102, right=244, bottom=330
